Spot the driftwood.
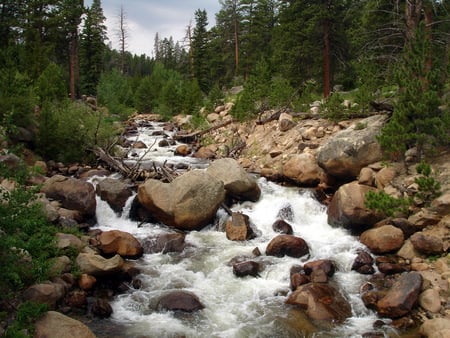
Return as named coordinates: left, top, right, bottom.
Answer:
left=174, top=119, right=233, bottom=143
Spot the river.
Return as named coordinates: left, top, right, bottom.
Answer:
left=89, top=119, right=398, bottom=338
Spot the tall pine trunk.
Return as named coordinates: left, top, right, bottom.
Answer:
left=323, top=18, right=331, bottom=98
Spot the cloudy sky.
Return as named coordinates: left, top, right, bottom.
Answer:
left=85, top=0, right=221, bottom=56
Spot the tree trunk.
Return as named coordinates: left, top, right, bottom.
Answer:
left=323, top=18, right=331, bottom=98
left=233, top=0, right=239, bottom=78
left=69, top=32, right=79, bottom=100
left=405, top=0, right=423, bottom=44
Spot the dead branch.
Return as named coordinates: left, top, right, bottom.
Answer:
left=174, top=119, right=233, bottom=143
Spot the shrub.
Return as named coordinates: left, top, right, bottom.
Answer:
left=36, top=99, right=117, bottom=163
left=364, top=190, right=411, bottom=218
left=415, top=162, right=441, bottom=205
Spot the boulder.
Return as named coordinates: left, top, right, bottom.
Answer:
left=142, top=233, right=186, bottom=254
left=375, top=256, right=410, bottom=275
left=360, top=225, right=405, bottom=254
left=410, top=232, right=444, bottom=255
left=206, top=158, right=261, bottom=202
left=96, top=178, right=133, bottom=213
left=41, top=175, right=96, bottom=219
left=266, top=235, right=309, bottom=258
left=157, top=290, right=204, bottom=312
left=76, top=253, right=124, bottom=276
left=279, top=113, right=296, bottom=132
left=23, top=283, right=66, bottom=309
left=303, top=259, right=336, bottom=282
left=272, top=219, right=294, bottom=235
left=286, top=283, right=352, bottom=323
left=175, top=144, right=191, bottom=156
left=351, top=250, right=375, bottom=274
left=55, top=233, right=84, bottom=251
left=97, top=230, right=144, bottom=259
left=138, top=170, right=225, bottom=231
left=327, top=182, right=382, bottom=232
left=91, top=298, right=113, bottom=318
left=419, top=288, right=441, bottom=313
left=375, top=166, right=397, bottom=189
left=34, top=311, right=96, bottom=338
left=376, top=272, right=422, bottom=318
left=420, top=318, right=450, bottom=338
left=317, top=114, right=387, bottom=179
left=282, top=153, right=327, bottom=186
left=226, top=212, right=256, bottom=241
left=358, top=167, right=375, bottom=186
left=78, top=274, right=97, bottom=290
left=233, top=260, right=261, bottom=277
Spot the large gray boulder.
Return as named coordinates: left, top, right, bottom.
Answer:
left=138, top=170, right=225, bottom=231
left=317, top=115, right=387, bottom=179
left=206, top=158, right=261, bottom=202
left=41, top=175, right=96, bottom=220
left=76, top=252, right=124, bottom=276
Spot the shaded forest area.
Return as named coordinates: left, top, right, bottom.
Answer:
left=0, top=0, right=449, bottom=162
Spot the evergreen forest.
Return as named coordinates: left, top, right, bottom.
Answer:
left=0, top=0, right=449, bottom=163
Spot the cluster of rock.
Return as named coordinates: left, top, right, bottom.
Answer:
left=173, top=111, right=450, bottom=336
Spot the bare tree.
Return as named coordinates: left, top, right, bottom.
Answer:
left=116, top=5, right=128, bottom=74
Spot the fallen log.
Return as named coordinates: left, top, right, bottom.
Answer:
left=174, top=119, right=233, bottom=143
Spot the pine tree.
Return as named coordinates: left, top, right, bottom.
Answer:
left=192, top=9, right=210, bottom=93
left=80, top=0, right=107, bottom=96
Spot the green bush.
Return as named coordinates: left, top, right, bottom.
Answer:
left=364, top=190, right=411, bottom=218
left=36, top=99, right=117, bottom=163
left=415, top=162, right=441, bottom=205
left=97, top=69, right=134, bottom=119
left=4, top=301, right=48, bottom=338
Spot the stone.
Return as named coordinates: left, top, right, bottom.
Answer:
left=266, top=235, right=309, bottom=258
left=175, top=144, right=191, bottom=156
left=272, top=219, right=294, bottom=235
left=286, top=283, right=352, bottom=323
left=91, top=298, right=113, bottom=318
left=303, top=260, right=336, bottom=278
left=279, top=113, right=296, bottom=132
left=41, top=175, right=96, bottom=220
left=23, top=282, right=66, bottom=309
left=206, top=158, right=261, bottom=202
left=142, top=233, right=186, bottom=254
left=375, top=256, right=410, bottom=275
left=282, top=153, right=327, bottom=186
left=351, top=250, right=375, bottom=274
left=34, top=311, right=96, bottom=338
left=410, top=232, right=444, bottom=255
left=233, top=260, right=261, bottom=277
left=78, top=274, right=96, bottom=290
left=96, top=178, right=133, bottom=213
left=157, top=291, right=204, bottom=312
left=360, top=225, right=404, bottom=254
left=419, top=288, right=441, bottom=313
left=97, top=230, right=144, bottom=259
left=419, top=318, right=450, bottom=338
left=138, top=170, right=225, bottom=231
left=226, top=212, right=256, bottom=241
left=358, top=167, right=375, bottom=186
left=76, top=253, right=124, bottom=276
left=317, top=114, right=387, bottom=179
left=327, top=182, right=383, bottom=232
left=376, top=271, right=422, bottom=318
left=375, top=167, right=397, bottom=189
left=56, top=233, right=84, bottom=251
left=430, top=192, right=450, bottom=216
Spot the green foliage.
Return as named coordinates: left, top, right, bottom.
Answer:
left=320, top=92, right=358, bottom=121
left=0, top=69, right=37, bottom=130
left=4, top=301, right=48, bottom=338
left=415, top=162, right=441, bottom=205
left=37, top=99, right=117, bottom=163
left=0, top=180, right=58, bottom=303
left=364, top=190, right=411, bottom=218
left=97, top=69, right=135, bottom=119
left=35, top=63, right=67, bottom=104
left=378, top=23, right=449, bottom=160
left=204, top=84, right=225, bottom=113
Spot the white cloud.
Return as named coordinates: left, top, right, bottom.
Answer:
left=87, top=0, right=220, bottom=56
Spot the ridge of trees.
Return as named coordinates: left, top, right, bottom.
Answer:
left=0, top=0, right=449, bottom=163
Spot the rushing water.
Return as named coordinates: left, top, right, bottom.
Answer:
left=90, top=120, right=392, bottom=338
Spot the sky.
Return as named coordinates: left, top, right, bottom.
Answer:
left=86, top=0, right=222, bottom=57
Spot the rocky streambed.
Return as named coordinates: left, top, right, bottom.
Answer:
left=2, top=110, right=449, bottom=338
